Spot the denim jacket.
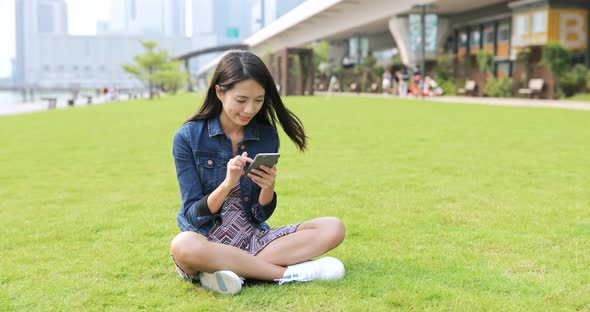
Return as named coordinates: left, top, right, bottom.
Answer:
left=172, top=115, right=279, bottom=235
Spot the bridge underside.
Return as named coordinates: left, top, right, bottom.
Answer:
left=245, top=0, right=508, bottom=55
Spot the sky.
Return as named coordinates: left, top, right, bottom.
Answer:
left=0, top=0, right=191, bottom=78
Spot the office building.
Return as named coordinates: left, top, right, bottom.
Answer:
left=190, top=0, right=253, bottom=68
left=14, top=0, right=190, bottom=88
left=251, top=0, right=306, bottom=32
left=106, top=0, right=186, bottom=36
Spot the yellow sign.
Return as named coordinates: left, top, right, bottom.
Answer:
left=511, top=8, right=588, bottom=51
left=548, top=9, right=588, bottom=50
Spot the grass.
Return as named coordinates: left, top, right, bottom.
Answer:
left=0, top=93, right=589, bottom=311
left=569, top=93, right=590, bottom=101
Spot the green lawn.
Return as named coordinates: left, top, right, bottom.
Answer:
left=569, top=93, right=590, bottom=101
left=1, top=94, right=588, bottom=311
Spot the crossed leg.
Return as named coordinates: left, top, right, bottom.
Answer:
left=170, top=216, right=345, bottom=281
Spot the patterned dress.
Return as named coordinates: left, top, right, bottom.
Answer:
left=173, top=183, right=299, bottom=282
left=207, top=183, right=299, bottom=255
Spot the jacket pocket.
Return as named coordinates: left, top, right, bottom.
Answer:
left=196, top=152, right=227, bottom=194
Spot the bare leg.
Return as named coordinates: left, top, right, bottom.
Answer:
left=255, top=217, right=345, bottom=266
left=171, top=217, right=345, bottom=281
left=170, top=231, right=287, bottom=280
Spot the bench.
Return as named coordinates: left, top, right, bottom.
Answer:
left=518, top=79, right=544, bottom=98
left=41, top=97, right=58, bottom=109
left=457, top=80, right=477, bottom=96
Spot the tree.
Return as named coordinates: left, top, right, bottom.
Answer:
left=123, top=41, right=187, bottom=99
left=151, top=60, right=187, bottom=94
left=541, top=43, right=573, bottom=97
left=311, top=40, right=332, bottom=79
left=434, top=54, right=452, bottom=81
left=541, top=43, right=573, bottom=77
left=476, top=49, right=494, bottom=76
left=389, top=53, right=403, bottom=69
left=434, top=54, right=455, bottom=95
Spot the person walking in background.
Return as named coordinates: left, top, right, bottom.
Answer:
left=170, top=51, right=346, bottom=295
left=394, top=70, right=408, bottom=97
left=382, top=69, right=392, bottom=94
left=411, top=65, right=423, bottom=97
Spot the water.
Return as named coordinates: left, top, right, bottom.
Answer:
left=0, top=91, right=26, bottom=105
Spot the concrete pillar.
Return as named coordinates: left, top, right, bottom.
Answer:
left=307, top=50, right=314, bottom=95
left=389, top=16, right=411, bottom=66
left=295, top=52, right=303, bottom=95
left=280, top=49, right=288, bottom=96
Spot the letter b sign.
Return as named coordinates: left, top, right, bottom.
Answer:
left=560, top=13, right=587, bottom=49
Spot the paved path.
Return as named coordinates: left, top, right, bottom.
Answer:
left=2, top=92, right=590, bottom=116
left=316, top=92, right=590, bottom=111
left=0, top=94, right=134, bottom=116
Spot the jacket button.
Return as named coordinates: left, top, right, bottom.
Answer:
left=244, top=196, right=249, bottom=202
left=207, top=160, right=213, bottom=165
left=215, top=219, right=221, bottom=225
left=240, top=145, right=246, bottom=150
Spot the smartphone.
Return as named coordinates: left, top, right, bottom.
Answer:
left=244, top=153, right=280, bottom=176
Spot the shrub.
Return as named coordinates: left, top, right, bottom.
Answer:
left=435, top=54, right=453, bottom=81
left=559, top=64, right=588, bottom=97
left=483, top=77, right=513, bottom=97
left=437, top=79, right=456, bottom=95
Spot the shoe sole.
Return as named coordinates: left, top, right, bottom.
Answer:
left=199, top=271, right=242, bottom=295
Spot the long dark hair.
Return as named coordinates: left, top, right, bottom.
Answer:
left=186, top=50, right=307, bottom=151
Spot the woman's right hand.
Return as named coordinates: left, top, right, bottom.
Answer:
left=224, top=152, right=252, bottom=187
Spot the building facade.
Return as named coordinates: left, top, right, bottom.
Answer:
left=14, top=0, right=190, bottom=88
left=104, top=0, right=186, bottom=36
left=442, top=0, right=589, bottom=97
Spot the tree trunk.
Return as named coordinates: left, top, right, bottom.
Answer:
left=148, top=67, right=154, bottom=99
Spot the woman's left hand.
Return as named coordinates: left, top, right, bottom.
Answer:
left=247, top=165, right=277, bottom=190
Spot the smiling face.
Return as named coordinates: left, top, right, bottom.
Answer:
left=216, top=79, right=265, bottom=131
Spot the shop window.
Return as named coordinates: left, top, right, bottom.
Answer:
left=498, top=27, right=510, bottom=42
left=484, top=29, right=494, bottom=45
left=496, top=62, right=511, bottom=78
left=514, top=15, right=528, bottom=35
left=470, top=30, right=481, bottom=48
left=459, top=32, right=468, bottom=48
left=532, top=11, right=547, bottom=33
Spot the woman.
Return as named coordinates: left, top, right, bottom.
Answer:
left=170, top=51, right=346, bottom=295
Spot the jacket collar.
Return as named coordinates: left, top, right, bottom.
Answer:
left=208, top=115, right=260, bottom=141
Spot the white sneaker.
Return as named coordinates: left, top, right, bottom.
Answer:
left=276, top=257, right=345, bottom=285
left=198, top=270, right=243, bottom=295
